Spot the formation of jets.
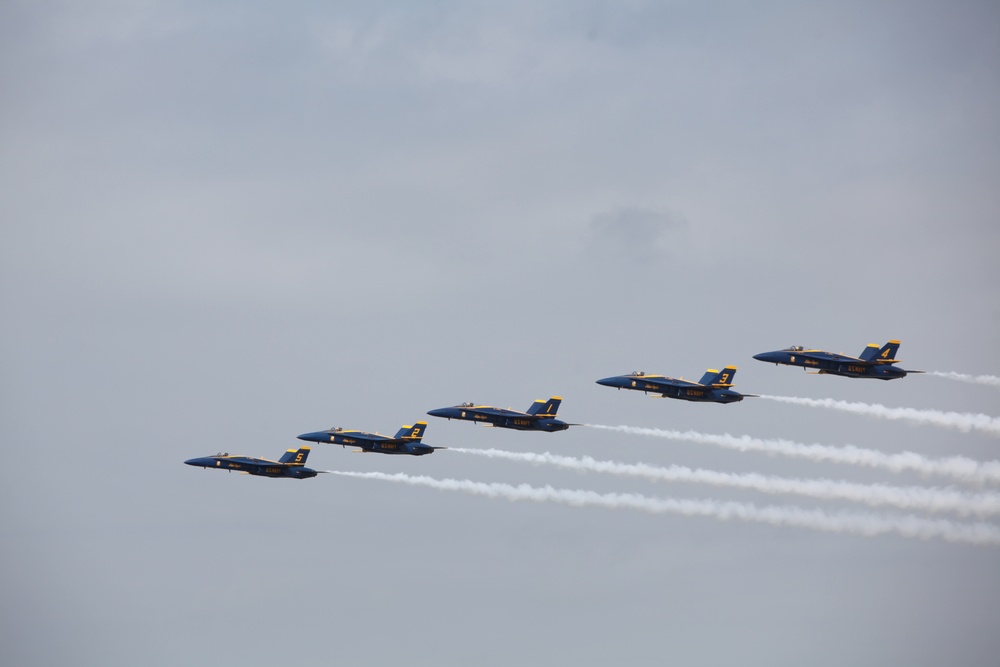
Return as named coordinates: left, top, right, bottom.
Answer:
left=185, top=339, right=922, bottom=479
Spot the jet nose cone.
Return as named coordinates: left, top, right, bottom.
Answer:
left=297, top=431, right=327, bottom=443
left=184, top=457, right=211, bottom=467
left=596, top=376, right=624, bottom=387
left=426, top=408, right=453, bottom=418
left=753, top=351, right=781, bottom=363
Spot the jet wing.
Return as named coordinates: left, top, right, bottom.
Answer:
left=630, top=376, right=697, bottom=391
left=470, top=406, right=528, bottom=418
left=796, top=350, right=872, bottom=365
left=228, top=456, right=268, bottom=465
left=818, top=350, right=866, bottom=362
left=349, top=431, right=393, bottom=443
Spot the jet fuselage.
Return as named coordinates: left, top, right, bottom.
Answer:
left=184, top=453, right=319, bottom=479
left=426, top=405, right=570, bottom=431
left=297, top=426, right=439, bottom=455
left=595, top=374, right=745, bottom=403
left=753, top=347, right=911, bottom=380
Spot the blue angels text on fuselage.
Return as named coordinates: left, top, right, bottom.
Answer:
left=184, top=446, right=322, bottom=479
left=753, top=340, right=922, bottom=380
left=427, top=396, right=572, bottom=432
left=297, top=421, right=443, bottom=455
left=596, top=366, right=749, bottom=403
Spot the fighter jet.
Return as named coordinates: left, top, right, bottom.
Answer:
left=753, top=340, right=922, bottom=380
left=596, top=366, right=749, bottom=403
left=427, top=396, right=572, bottom=432
left=184, top=446, right=323, bottom=479
left=297, top=421, right=443, bottom=455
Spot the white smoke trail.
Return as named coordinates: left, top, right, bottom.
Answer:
left=585, top=424, right=1000, bottom=485
left=759, top=395, right=1000, bottom=437
left=330, top=471, right=1000, bottom=546
left=928, top=371, right=1000, bottom=387
left=449, top=448, right=1000, bottom=517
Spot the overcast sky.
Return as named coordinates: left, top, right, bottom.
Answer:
left=2, top=2, right=999, bottom=666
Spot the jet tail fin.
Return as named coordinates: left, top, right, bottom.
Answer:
left=698, top=366, right=737, bottom=387
left=858, top=344, right=881, bottom=362
left=279, top=446, right=311, bottom=465
left=860, top=340, right=901, bottom=364
left=526, top=396, right=562, bottom=417
left=393, top=422, right=428, bottom=441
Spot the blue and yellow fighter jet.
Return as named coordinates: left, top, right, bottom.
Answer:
left=297, top=421, right=443, bottom=455
left=427, top=397, right=572, bottom=432
left=596, top=366, right=749, bottom=403
left=184, top=446, right=323, bottom=479
left=753, top=340, right=922, bottom=380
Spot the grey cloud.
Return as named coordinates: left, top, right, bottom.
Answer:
left=3, top=2, right=1000, bottom=667
left=585, top=206, right=688, bottom=262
